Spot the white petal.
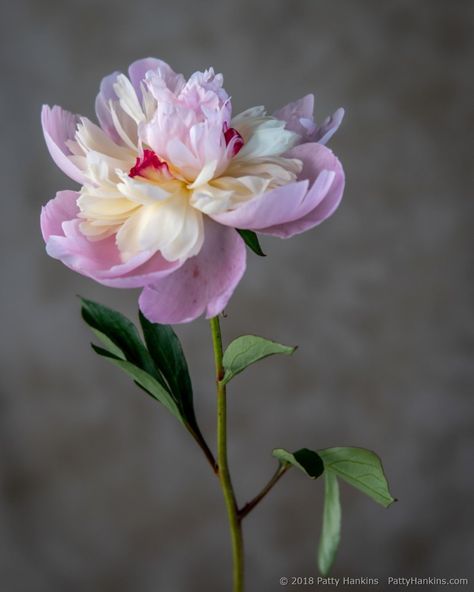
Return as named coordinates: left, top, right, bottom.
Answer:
left=236, top=119, right=300, bottom=159
left=187, top=159, right=218, bottom=189
left=190, top=185, right=234, bottom=214
left=140, top=82, right=157, bottom=120
left=116, top=193, right=198, bottom=262
left=166, top=138, right=200, bottom=178
left=161, top=204, right=204, bottom=261
left=190, top=175, right=271, bottom=215
left=231, top=106, right=266, bottom=124
left=113, top=74, right=146, bottom=125
left=78, top=221, right=119, bottom=241
left=80, top=150, right=132, bottom=185
left=108, top=102, right=139, bottom=151
left=117, top=172, right=182, bottom=205
left=226, top=155, right=302, bottom=185
left=78, top=193, right=138, bottom=220
left=75, top=117, right=132, bottom=160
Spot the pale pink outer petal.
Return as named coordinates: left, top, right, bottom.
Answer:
left=274, top=96, right=345, bottom=145
left=41, top=190, right=181, bottom=288
left=139, top=219, right=246, bottom=324
left=209, top=143, right=343, bottom=238
left=95, top=71, right=123, bottom=143
left=273, top=94, right=315, bottom=137
left=312, top=107, right=345, bottom=145
left=40, top=189, right=78, bottom=240
left=259, top=143, right=345, bottom=238
left=41, top=105, right=88, bottom=185
left=128, top=57, right=182, bottom=95
left=209, top=180, right=310, bottom=230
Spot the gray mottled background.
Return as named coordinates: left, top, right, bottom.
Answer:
left=1, top=0, right=473, bottom=590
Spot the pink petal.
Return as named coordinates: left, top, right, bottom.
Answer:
left=139, top=219, right=246, bottom=324
left=95, top=71, right=123, bottom=144
left=210, top=180, right=310, bottom=230
left=274, top=96, right=345, bottom=145
left=100, top=250, right=182, bottom=288
left=41, top=105, right=87, bottom=185
left=40, top=189, right=78, bottom=241
left=129, top=57, right=184, bottom=96
left=259, top=143, right=345, bottom=238
left=41, top=191, right=180, bottom=288
left=312, top=107, right=345, bottom=145
left=273, top=94, right=315, bottom=137
left=129, top=58, right=167, bottom=93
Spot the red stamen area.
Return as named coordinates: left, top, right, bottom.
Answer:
left=129, top=149, right=169, bottom=179
left=224, top=125, right=244, bottom=156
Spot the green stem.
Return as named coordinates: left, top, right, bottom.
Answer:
left=209, top=316, right=244, bottom=592
left=238, top=463, right=290, bottom=520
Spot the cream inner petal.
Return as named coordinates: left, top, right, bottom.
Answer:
left=112, top=74, right=147, bottom=125
left=115, top=192, right=204, bottom=262
left=117, top=173, right=184, bottom=205
left=189, top=155, right=302, bottom=215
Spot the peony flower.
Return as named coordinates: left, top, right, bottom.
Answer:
left=41, top=58, right=345, bottom=323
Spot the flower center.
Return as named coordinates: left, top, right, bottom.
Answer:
left=129, top=149, right=172, bottom=181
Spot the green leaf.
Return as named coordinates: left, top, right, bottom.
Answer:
left=317, top=471, right=341, bottom=576
left=222, top=335, right=296, bottom=385
left=91, top=345, right=182, bottom=422
left=138, top=313, right=215, bottom=466
left=139, top=312, right=195, bottom=421
left=90, top=328, right=125, bottom=359
left=318, top=447, right=395, bottom=508
left=81, top=298, right=159, bottom=380
left=237, top=229, right=266, bottom=257
left=272, top=448, right=324, bottom=479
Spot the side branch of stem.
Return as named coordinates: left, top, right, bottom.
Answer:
left=238, top=464, right=290, bottom=520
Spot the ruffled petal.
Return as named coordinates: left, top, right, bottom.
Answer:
left=95, top=72, right=122, bottom=144
left=234, top=117, right=299, bottom=161
left=313, top=107, right=345, bottom=145
left=139, top=219, right=246, bottom=324
left=41, top=190, right=79, bottom=241
left=95, top=72, right=141, bottom=149
left=259, top=142, right=345, bottom=238
left=41, top=191, right=180, bottom=287
left=273, top=94, right=315, bottom=137
left=209, top=180, right=309, bottom=230
left=41, top=105, right=88, bottom=185
left=210, top=143, right=343, bottom=236
left=115, top=193, right=203, bottom=262
left=274, top=97, right=344, bottom=145
left=129, top=57, right=184, bottom=97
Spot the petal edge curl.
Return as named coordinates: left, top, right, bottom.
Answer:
left=259, top=142, right=345, bottom=238
left=41, top=105, right=88, bottom=185
left=41, top=190, right=181, bottom=288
